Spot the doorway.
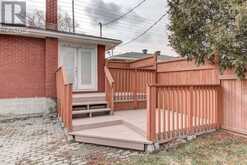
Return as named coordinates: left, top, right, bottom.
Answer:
left=60, top=44, right=98, bottom=91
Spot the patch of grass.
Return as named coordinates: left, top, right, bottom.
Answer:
left=126, top=131, right=247, bottom=165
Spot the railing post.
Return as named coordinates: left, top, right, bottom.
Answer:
left=65, top=85, right=68, bottom=128
left=111, top=83, right=115, bottom=114
left=134, top=69, right=138, bottom=109
left=147, top=85, right=156, bottom=142
left=67, top=84, right=72, bottom=130
left=188, top=86, right=193, bottom=134
left=104, top=66, right=115, bottom=113
left=154, top=52, right=158, bottom=84
left=217, top=86, right=222, bottom=129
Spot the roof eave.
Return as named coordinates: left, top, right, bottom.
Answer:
left=0, top=26, right=122, bottom=50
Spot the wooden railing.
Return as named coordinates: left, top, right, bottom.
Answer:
left=147, top=84, right=221, bottom=142
left=56, top=67, right=73, bottom=130
left=110, top=68, right=156, bottom=102
left=105, top=66, right=115, bottom=113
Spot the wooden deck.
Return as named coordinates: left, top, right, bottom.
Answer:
left=56, top=54, right=222, bottom=152
left=70, top=109, right=151, bottom=151
left=69, top=108, right=217, bottom=151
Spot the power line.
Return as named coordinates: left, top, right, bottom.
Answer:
left=102, top=0, right=147, bottom=26
left=59, top=0, right=149, bottom=23
left=58, top=1, right=150, bottom=21
left=120, top=13, right=168, bottom=47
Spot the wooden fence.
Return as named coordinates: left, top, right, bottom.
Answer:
left=108, top=68, right=155, bottom=110
left=157, top=58, right=220, bottom=85
left=106, top=55, right=157, bottom=110
left=147, top=84, right=221, bottom=142
left=106, top=55, right=247, bottom=137
left=110, top=68, right=155, bottom=102
left=56, top=67, right=73, bottom=130
left=220, top=78, right=247, bottom=135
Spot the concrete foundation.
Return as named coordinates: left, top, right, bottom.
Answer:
left=0, top=97, right=56, bottom=116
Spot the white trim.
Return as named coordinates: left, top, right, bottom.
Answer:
left=59, top=41, right=98, bottom=92
left=60, top=42, right=97, bottom=49
left=0, top=26, right=121, bottom=50
left=77, top=47, right=98, bottom=91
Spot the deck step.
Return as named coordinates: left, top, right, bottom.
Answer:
left=72, top=92, right=110, bottom=119
left=72, top=108, right=111, bottom=115
left=73, top=92, right=106, bottom=97
left=73, top=92, right=106, bottom=103
left=70, top=124, right=152, bottom=151
left=72, top=100, right=107, bottom=106
left=72, top=119, right=122, bottom=131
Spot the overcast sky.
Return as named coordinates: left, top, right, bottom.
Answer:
left=0, top=0, right=178, bottom=56
left=58, top=0, right=178, bottom=56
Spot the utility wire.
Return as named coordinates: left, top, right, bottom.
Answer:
left=120, top=13, right=167, bottom=47
left=102, top=0, right=146, bottom=26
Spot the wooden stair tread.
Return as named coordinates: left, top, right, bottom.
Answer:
left=73, top=92, right=106, bottom=98
left=72, top=100, right=107, bottom=106
left=72, top=108, right=111, bottom=115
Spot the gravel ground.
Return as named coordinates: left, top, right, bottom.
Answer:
left=0, top=114, right=141, bottom=165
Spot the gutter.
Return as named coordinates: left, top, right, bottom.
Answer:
left=0, top=25, right=122, bottom=50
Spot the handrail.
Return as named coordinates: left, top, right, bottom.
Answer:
left=107, top=67, right=156, bottom=71
left=104, top=66, right=115, bottom=113
left=57, top=66, right=71, bottom=85
left=149, top=84, right=221, bottom=87
left=56, top=67, right=72, bottom=130
left=104, top=66, right=115, bottom=85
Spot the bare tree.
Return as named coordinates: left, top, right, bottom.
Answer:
left=25, top=10, right=79, bottom=32
left=26, top=10, right=45, bottom=28
left=58, top=12, right=79, bottom=32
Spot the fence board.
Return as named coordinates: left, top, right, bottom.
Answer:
left=221, top=79, right=247, bottom=134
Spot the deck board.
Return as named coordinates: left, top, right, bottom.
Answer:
left=70, top=109, right=150, bottom=150
left=72, top=109, right=147, bottom=132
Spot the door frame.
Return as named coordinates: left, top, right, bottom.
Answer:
left=59, top=41, right=98, bottom=92
left=77, top=47, right=98, bottom=91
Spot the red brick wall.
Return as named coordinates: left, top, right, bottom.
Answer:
left=0, top=35, right=58, bottom=98
left=0, top=35, right=45, bottom=98
left=97, top=45, right=106, bottom=92
left=46, top=0, right=57, bottom=30
left=45, top=38, right=58, bottom=97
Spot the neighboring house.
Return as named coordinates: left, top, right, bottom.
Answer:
left=108, top=50, right=175, bottom=62
left=0, top=0, right=121, bottom=115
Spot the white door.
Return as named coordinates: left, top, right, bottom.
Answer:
left=60, top=46, right=77, bottom=89
left=77, top=48, right=97, bottom=91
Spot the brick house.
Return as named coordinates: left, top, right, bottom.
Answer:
left=0, top=0, right=121, bottom=115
